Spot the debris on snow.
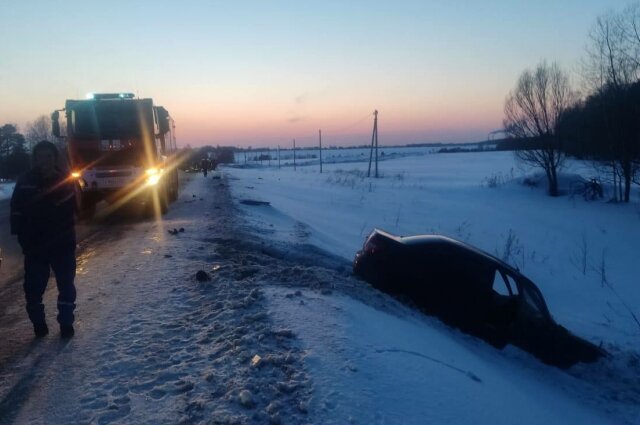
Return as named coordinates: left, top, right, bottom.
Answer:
left=238, top=389, right=255, bottom=408
left=240, top=199, right=270, bottom=206
left=251, top=354, right=263, bottom=368
left=269, top=413, right=282, bottom=424
left=272, top=329, right=294, bottom=339
left=276, top=381, right=298, bottom=394
left=195, top=270, right=211, bottom=282
left=266, top=401, right=281, bottom=414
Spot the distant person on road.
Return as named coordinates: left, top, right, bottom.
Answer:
left=10, top=141, right=78, bottom=339
left=200, top=157, right=210, bottom=178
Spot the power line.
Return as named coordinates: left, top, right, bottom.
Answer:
left=322, top=112, right=374, bottom=136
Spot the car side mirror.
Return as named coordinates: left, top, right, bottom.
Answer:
left=51, top=111, right=61, bottom=138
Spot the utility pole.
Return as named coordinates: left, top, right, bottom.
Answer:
left=277, top=145, right=280, bottom=169
left=367, top=110, right=378, bottom=177
left=319, top=129, right=323, bottom=174
left=374, top=110, right=379, bottom=178
left=293, top=139, right=296, bottom=171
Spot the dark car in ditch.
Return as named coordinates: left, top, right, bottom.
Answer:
left=353, top=229, right=606, bottom=368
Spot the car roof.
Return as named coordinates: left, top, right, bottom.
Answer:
left=371, top=228, right=521, bottom=275
left=369, top=228, right=553, bottom=321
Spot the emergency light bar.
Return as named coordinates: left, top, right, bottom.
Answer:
left=85, top=93, right=135, bottom=100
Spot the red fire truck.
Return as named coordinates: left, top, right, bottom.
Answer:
left=52, top=93, right=179, bottom=217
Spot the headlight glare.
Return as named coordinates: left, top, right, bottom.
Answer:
left=146, top=174, right=161, bottom=186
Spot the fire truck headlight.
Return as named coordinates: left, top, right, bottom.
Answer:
left=146, top=174, right=161, bottom=186
left=145, top=167, right=163, bottom=185
left=70, top=171, right=81, bottom=179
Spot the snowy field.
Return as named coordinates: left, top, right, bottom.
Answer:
left=226, top=149, right=640, bottom=424
left=234, top=146, right=439, bottom=168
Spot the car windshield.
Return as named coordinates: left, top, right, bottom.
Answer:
left=69, top=102, right=146, bottom=139
left=518, top=278, right=551, bottom=321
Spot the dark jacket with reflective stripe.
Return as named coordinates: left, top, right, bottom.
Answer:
left=10, top=169, right=77, bottom=255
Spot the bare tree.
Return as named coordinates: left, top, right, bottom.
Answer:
left=619, top=2, right=640, bottom=72
left=580, top=3, right=640, bottom=202
left=503, top=61, right=576, bottom=196
left=582, top=7, right=640, bottom=92
left=25, top=115, right=52, bottom=150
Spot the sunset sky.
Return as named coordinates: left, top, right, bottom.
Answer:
left=0, top=0, right=628, bottom=148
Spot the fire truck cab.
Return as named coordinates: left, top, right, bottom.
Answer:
left=52, top=93, right=179, bottom=217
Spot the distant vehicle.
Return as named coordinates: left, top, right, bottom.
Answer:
left=51, top=93, right=179, bottom=217
left=353, top=229, right=607, bottom=369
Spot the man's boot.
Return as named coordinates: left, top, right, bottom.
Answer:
left=57, top=300, right=76, bottom=339
left=60, top=324, right=74, bottom=339
left=34, top=322, right=49, bottom=338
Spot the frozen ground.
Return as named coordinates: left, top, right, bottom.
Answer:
left=0, top=149, right=638, bottom=424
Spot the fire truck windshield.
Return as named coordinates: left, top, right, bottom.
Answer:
left=69, top=101, right=150, bottom=139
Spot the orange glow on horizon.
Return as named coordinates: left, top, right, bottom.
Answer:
left=172, top=97, right=503, bottom=148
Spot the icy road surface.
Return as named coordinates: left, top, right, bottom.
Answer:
left=0, top=174, right=325, bottom=424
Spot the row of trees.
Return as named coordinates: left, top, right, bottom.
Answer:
left=0, top=124, right=30, bottom=179
left=503, top=2, right=640, bottom=202
left=0, top=115, right=55, bottom=179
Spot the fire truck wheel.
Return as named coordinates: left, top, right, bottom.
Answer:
left=168, top=182, right=178, bottom=202
left=159, top=184, right=169, bottom=214
left=168, top=173, right=178, bottom=202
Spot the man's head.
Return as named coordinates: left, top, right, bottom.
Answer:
left=32, top=140, right=58, bottom=177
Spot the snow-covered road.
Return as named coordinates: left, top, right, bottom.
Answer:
left=0, top=173, right=332, bottom=424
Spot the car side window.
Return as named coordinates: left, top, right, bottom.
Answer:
left=492, top=270, right=518, bottom=296
left=519, top=284, right=547, bottom=319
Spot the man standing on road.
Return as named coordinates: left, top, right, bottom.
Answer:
left=10, top=141, right=77, bottom=339
left=200, top=157, right=210, bottom=178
